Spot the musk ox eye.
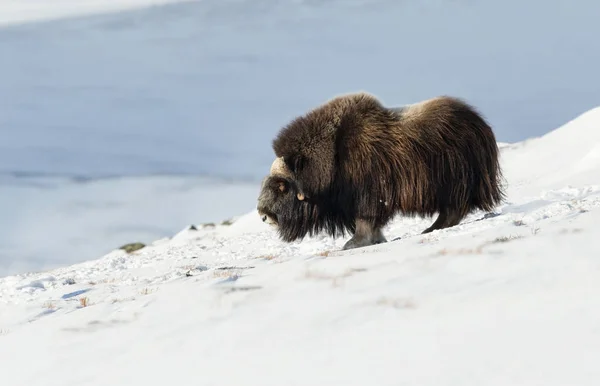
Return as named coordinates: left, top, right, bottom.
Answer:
left=270, top=177, right=288, bottom=194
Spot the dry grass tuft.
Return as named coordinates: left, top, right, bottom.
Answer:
left=110, top=296, right=136, bottom=304
left=437, top=246, right=484, bottom=255
left=559, top=228, right=583, bottom=234
left=437, top=232, right=531, bottom=256
left=221, top=218, right=234, bottom=226
left=139, top=287, right=157, bottom=295
left=43, top=301, right=56, bottom=310
left=79, top=297, right=90, bottom=308
left=88, top=278, right=118, bottom=286
left=119, top=242, right=146, bottom=254
left=492, top=234, right=524, bottom=243
left=303, top=266, right=367, bottom=287
left=256, top=254, right=277, bottom=260
left=213, top=269, right=241, bottom=280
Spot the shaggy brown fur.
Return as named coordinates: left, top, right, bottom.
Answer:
left=257, top=92, right=506, bottom=250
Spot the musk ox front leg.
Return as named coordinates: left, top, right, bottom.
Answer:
left=342, top=219, right=387, bottom=250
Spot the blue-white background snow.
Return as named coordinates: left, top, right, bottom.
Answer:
left=1, top=0, right=599, bottom=277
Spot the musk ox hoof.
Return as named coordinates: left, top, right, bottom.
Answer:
left=342, top=236, right=387, bottom=250
left=342, top=220, right=387, bottom=250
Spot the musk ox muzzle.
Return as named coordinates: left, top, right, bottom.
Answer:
left=257, top=174, right=287, bottom=227
left=257, top=159, right=297, bottom=228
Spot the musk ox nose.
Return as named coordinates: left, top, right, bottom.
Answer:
left=261, top=215, right=267, bottom=222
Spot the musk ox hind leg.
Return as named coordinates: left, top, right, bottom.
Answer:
left=421, top=206, right=469, bottom=234
left=421, top=211, right=448, bottom=234
left=342, top=219, right=387, bottom=250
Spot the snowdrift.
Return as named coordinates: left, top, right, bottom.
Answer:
left=501, top=106, right=600, bottom=197
left=0, top=107, right=599, bottom=386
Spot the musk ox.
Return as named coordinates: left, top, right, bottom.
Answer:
left=257, top=92, right=505, bottom=250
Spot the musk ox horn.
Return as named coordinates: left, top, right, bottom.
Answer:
left=269, top=157, right=292, bottom=178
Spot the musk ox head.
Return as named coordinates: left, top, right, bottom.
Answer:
left=257, top=157, right=354, bottom=242
left=256, top=158, right=301, bottom=225
left=257, top=157, right=311, bottom=242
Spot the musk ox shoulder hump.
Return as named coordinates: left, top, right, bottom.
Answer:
left=270, top=91, right=392, bottom=190
left=390, top=95, right=481, bottom=121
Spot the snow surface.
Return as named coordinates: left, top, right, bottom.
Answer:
left=0, top=175, right=259, bottom=276
left=1, top=103, right=599, bottom=385
left=2, top=1, right=600, bottom=380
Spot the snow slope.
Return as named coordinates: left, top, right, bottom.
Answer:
left=0, top=105, right=599, bottom=385
left=0, top=175, right=259, bottom=276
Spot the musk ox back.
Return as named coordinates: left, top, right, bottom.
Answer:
left=257, top=92, right=505, bottom=250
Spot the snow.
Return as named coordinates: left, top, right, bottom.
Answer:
left=2, top=0, right=600, bottom=382
left=0, top=175, right=259, bottom=276
left=1, top=102, right=600, bottom=385
left=0, top=0, right=196, bottom=26
left=502, top=107, right=600, bottom=196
